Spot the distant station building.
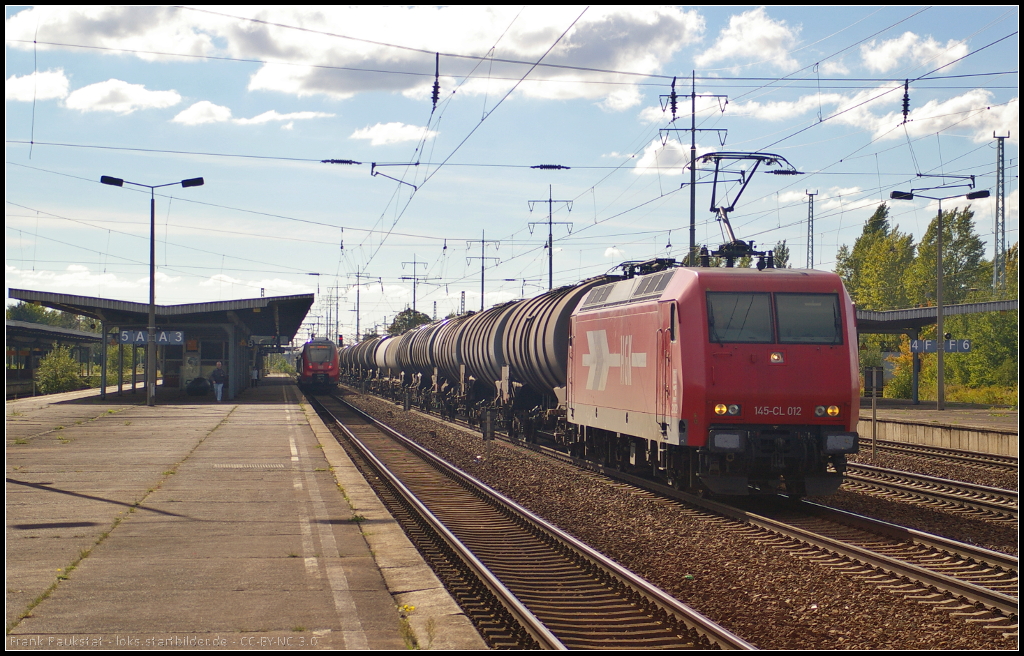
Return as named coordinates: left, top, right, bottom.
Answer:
left=8, top=289, right=314, bottom=401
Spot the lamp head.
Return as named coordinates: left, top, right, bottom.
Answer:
left=890, top=191, right=914, bottom=200
left=966, top=190, right=990, bottom=200
left=181, top=177, right=204, bottom=188
left=100, top=176, right=124, bottom=187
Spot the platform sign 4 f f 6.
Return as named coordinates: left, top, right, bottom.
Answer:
left=910, top=339, right=972, bottom=353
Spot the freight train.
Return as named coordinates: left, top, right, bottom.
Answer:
left=338, top=259, right=860, bottom=497
left=296, top=338, right=340, bottom=389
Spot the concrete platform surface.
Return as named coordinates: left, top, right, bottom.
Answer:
left=858, top=397, right=1017, bottom=434
left=6, top=376, right=486, bottom=650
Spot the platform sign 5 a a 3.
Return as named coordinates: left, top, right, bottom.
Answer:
left=118, top=330, right=184, bottom=345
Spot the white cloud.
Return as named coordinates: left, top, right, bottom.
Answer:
left=861, top=32, right=969, bottom=74
left=6, top=6, right=704, bottom=108
left=171, top=102, right=334, bottom=126
left=172, top=100, right=233, bottom=125
left=820, top=60, right=849, bottom=76
left=871, top=90, right=1018, bottom=144
left=598, top=87, right=644, bottom=112
left=6, top=69, right=70, bottom=101
left=199, top=273, right=242, bottom=287
left=604, top=247, right=625, bottom=258
left=64, top=79, right=181, bottom=114
left=694, top=7, right=799, bottom=71
left=235, top=110, right=334, bottom=125
left=5, top=263, right=140, bottom=291
left=632, top=138, right=717, bottom=176
left=5, top=6, right=217, bottom=62
left=728, top=93, right=843, bottom=122
left=638, top=95, right=728, bottom=125
left=350, top=122, right=437, bottom=146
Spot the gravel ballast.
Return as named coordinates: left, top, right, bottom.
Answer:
left=341, top=392, right=1014, bottom=650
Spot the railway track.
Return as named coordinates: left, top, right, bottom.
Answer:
left=310, top=391, right=753, bottom=650
left=844, top=463, right=1018, bottom=522
left=571, top=464, right=1019, bottom=636
left=340, top=385, right=1019, bottom=638
left=857, top=439, right=1018, bottom=473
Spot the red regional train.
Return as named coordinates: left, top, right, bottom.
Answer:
left=339, top=260, right=859, bottom=497
left=296, top=338, right=340, bottom=389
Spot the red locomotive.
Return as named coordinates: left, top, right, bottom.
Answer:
left=567, top=266, right=859, bottom=496
left=297, top=338, right=340, bottom=389
left=340, top=260, right=859, bottom=497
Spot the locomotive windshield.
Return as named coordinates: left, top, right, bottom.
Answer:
left=307, top=344, right=334, bottom=363
left=707, top=292, right=843, bottom=344
left=776, top=293, right=843, bottom=344
left=706, top=293, right=773, bottom=343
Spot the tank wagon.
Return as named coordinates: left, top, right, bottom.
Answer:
left=296, top=338, right=340, bottom=389
left=339, top=264, right=859, bottom=497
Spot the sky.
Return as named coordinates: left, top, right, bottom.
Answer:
left=5, top=6, right=1019, bottom=343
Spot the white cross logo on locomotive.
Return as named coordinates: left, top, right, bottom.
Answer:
left=581, top=330, right=647, bottom=390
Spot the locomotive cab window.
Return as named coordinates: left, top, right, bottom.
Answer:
left=776, top=293, right=843, bottom=344
left=706, top=292, right=773, bottom=343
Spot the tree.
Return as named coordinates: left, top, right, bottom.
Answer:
left=36, top=345, right=84, bottom=394
left=773, top=239, right=791, bottom=268
left=836, top=203, right=894, bottom=306
left=855, top=230, right=915, bottom=310
left=388, top=308, right=431, bottom=335
left=6, top=302, right=98, bottom=332
left=904, top=205, right=987, bottom=307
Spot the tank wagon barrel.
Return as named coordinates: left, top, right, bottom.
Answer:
left=431, top=314, right=472, bottom=385
left=503, top=277, right=615, bottom=401
left=371, top=335, right=389, bottom=373
left=459, top=301, right=522, bottom=393
left=409, top=321, right=446, bottom=376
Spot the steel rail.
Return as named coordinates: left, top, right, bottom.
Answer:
left=859, top=439, right=1018, bottom=471
left=846, top=463, right=1018, bottom=520
left=797, top=500, right=1019, bottom=574
left=316, top=398, right=566, bottom=650
left=332, top=393, right=756, bottom=650
left=692, top=497, right=1020, bottom=617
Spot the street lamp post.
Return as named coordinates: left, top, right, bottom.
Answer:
left=890, top=188, right=989, bottom=410
left=101, top=175, right=204, bottom=406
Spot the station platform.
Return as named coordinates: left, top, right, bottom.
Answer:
left=5, top=376, right=485, bottom=650
left=858, top=397, right=1017, bottom=456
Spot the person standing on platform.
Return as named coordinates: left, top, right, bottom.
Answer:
left=210, top=361, right=227, bottom=402
left=251, top=365, right=260, bottom=388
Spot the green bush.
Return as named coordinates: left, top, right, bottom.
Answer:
left=36, top=346, right=85, bottom=394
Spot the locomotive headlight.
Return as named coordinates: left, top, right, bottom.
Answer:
left=770, top=351, right=785, bottom=363
left=728, top=404, right=741, bottom=415
left=715, top=404, right=728, bottom=415
left=815, top=406, right=826, bottom=417
left=823, top=432, right=859, bottom=454
left=709, top=430, right=746, bottom=453
left=827, top=405, right=840, bottom=417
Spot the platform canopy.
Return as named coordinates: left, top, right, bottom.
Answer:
left=855, top=300, right=1018, bottom=335
left=8, top=289, right=314, bottom=344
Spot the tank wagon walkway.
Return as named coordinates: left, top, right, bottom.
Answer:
left=5, top=376, right=484, bottom=650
